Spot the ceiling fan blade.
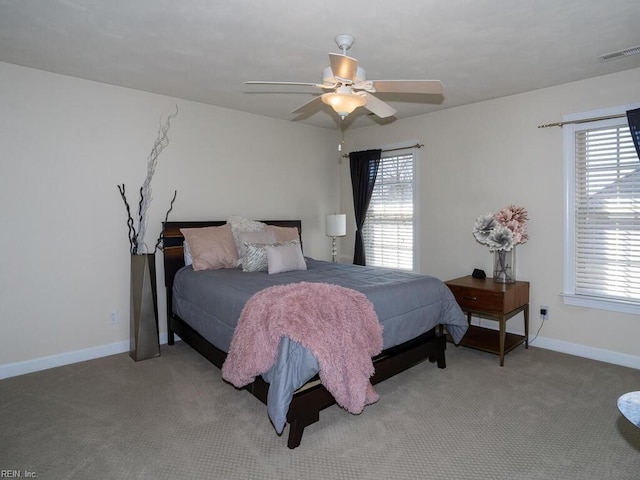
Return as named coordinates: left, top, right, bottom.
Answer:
left=245, top=81, right=323, bottom=88
left=371, top=80, right=444, bottom=95
left=362, top=92, right=397, bottom=118
left=291, top=96, right=324, bottom=115
left=329, top=53, right=358, bottom=83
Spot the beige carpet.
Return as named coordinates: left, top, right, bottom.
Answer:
left=1, top=341, right=639, bottom=479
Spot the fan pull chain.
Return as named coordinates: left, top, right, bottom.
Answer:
left=338, top=117, right=345, bottom=151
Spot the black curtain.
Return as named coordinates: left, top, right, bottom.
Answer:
left=349, top=149, right=382, bottom=265
left=627, top=108, right=640, bottom=160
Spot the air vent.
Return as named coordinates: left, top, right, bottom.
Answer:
left=599, top=45, right=640, bottom=62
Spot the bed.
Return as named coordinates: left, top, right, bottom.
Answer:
left=162, top=219, right=468, bottom=448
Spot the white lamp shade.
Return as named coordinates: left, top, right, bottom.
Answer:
left=321, top=92, right=366, bottom=117
left=325, top=214, right=347, bottom=237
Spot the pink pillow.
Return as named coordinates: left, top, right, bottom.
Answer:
left=180, top=224, right=238, bottom=271
left=265, top=225, right=300, bottom=243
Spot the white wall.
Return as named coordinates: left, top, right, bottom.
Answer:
left=2, top=60, right=638, bottom=377
left=339, top=67, right=640, bottom=367
left=0, top=62, right=338, bottom=375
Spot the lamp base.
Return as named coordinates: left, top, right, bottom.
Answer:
left=331, top=236, right=337, bottom=263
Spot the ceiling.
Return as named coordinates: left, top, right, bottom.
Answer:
left=1, top=0, right=639, bottom=130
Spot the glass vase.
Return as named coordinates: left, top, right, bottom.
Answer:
left=493, top=247, right=516, bottom=283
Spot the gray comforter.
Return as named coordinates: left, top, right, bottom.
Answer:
left=172, top=258, right=468, bottom=432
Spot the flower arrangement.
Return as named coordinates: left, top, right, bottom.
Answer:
left=118, top=106, right=178, bottom=255
left=473, top=205, right=529, bottom=252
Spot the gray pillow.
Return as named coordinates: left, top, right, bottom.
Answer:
left=237, top=230, right=276, bottom=264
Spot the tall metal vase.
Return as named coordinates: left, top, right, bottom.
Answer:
left=130, top=253, right=160, bottom=361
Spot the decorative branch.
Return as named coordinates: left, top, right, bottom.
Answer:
left=136, top=105, right=179, bottom=250
left=154, top=190, right=177, bottom=253
left=136, top=185, right=144, bottom=251
left=117, top=106, right=179, bottom=255
left=117, top=184, right=138, bottom=254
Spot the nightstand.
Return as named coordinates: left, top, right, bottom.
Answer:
left=445, top=275, right=529, bottom=366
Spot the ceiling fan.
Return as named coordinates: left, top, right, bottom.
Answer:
left=245, top=34, right=444, bottom=120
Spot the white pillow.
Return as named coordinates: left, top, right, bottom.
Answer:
left=227, top=215, right=266, bottom=261
left=183, top=240, right=193, bottom=266
left=266, top=241, right=307, bottom=274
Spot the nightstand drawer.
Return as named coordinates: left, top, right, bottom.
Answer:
left=447, top=285, right=503, bottom=312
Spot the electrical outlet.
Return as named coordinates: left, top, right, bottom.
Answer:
left=110, top=310, right=119, bottom=325
left=540, top=305, right=549, bottom=320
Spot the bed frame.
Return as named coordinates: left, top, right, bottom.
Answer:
left=162, top=220, right=447, bottom=449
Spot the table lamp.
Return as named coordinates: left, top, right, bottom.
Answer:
left=325, top=214, right=346, bottom=262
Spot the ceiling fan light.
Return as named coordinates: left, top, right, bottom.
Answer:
left=321, top=92, right=366, bottom=118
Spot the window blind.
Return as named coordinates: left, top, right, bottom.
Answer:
left=362, top=153, right=414, bottom=270
left=574, top=123, right=640, bottom=301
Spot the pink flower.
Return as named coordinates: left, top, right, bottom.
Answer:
left=494, top=205, right=529, bottom=246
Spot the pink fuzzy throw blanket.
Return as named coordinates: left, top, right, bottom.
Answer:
left=221, top=282, right=383, bottom=414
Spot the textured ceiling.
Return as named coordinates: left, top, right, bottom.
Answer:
left=1, top=0, right=639, bottom=129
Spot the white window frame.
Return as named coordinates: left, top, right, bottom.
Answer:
left=562, top=103, right=640, bottom=315
left=362, top=144, right=420, bottom=271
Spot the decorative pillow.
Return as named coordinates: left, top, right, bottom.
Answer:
left=180, top=224, right=238, bottom=271
left=237, top=230, right=276, bottom=262
left=265, top=225, right=300, bottom=243
left=183, top=240, right=193, bottom=266
left=266, top=241, right=307, bottom=274
left=227, top=215, right=266, bottom=261
left=242, top=238, right=296, bottom=272
left=242, top=242, right=271, bottom=272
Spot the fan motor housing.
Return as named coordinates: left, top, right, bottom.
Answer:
left=322, top=65, right=366, bottom=85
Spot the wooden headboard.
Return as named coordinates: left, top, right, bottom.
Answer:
left=161, top=220, right=302, bottom=339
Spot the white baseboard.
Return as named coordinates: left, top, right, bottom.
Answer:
left=530, top=335, right=640, bottom=370
left=469, top=317, right=640, bottom=370
left=1, top=332, right=637, bottom=381
left=0, top=333, right=175, bottom=380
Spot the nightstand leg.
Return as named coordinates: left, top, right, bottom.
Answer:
left=524, top=305, right=529, bottom=349
left=499, top=315, right=506, bottom=367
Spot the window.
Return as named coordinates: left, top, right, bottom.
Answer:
left=362, top=149, right=416, bottom=270
left=563, top=105, right=640, bottom=314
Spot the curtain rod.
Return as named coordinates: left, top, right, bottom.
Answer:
left=341, top=143, right=423, bottom=158
left=537, top=113, right=626, bottom=129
